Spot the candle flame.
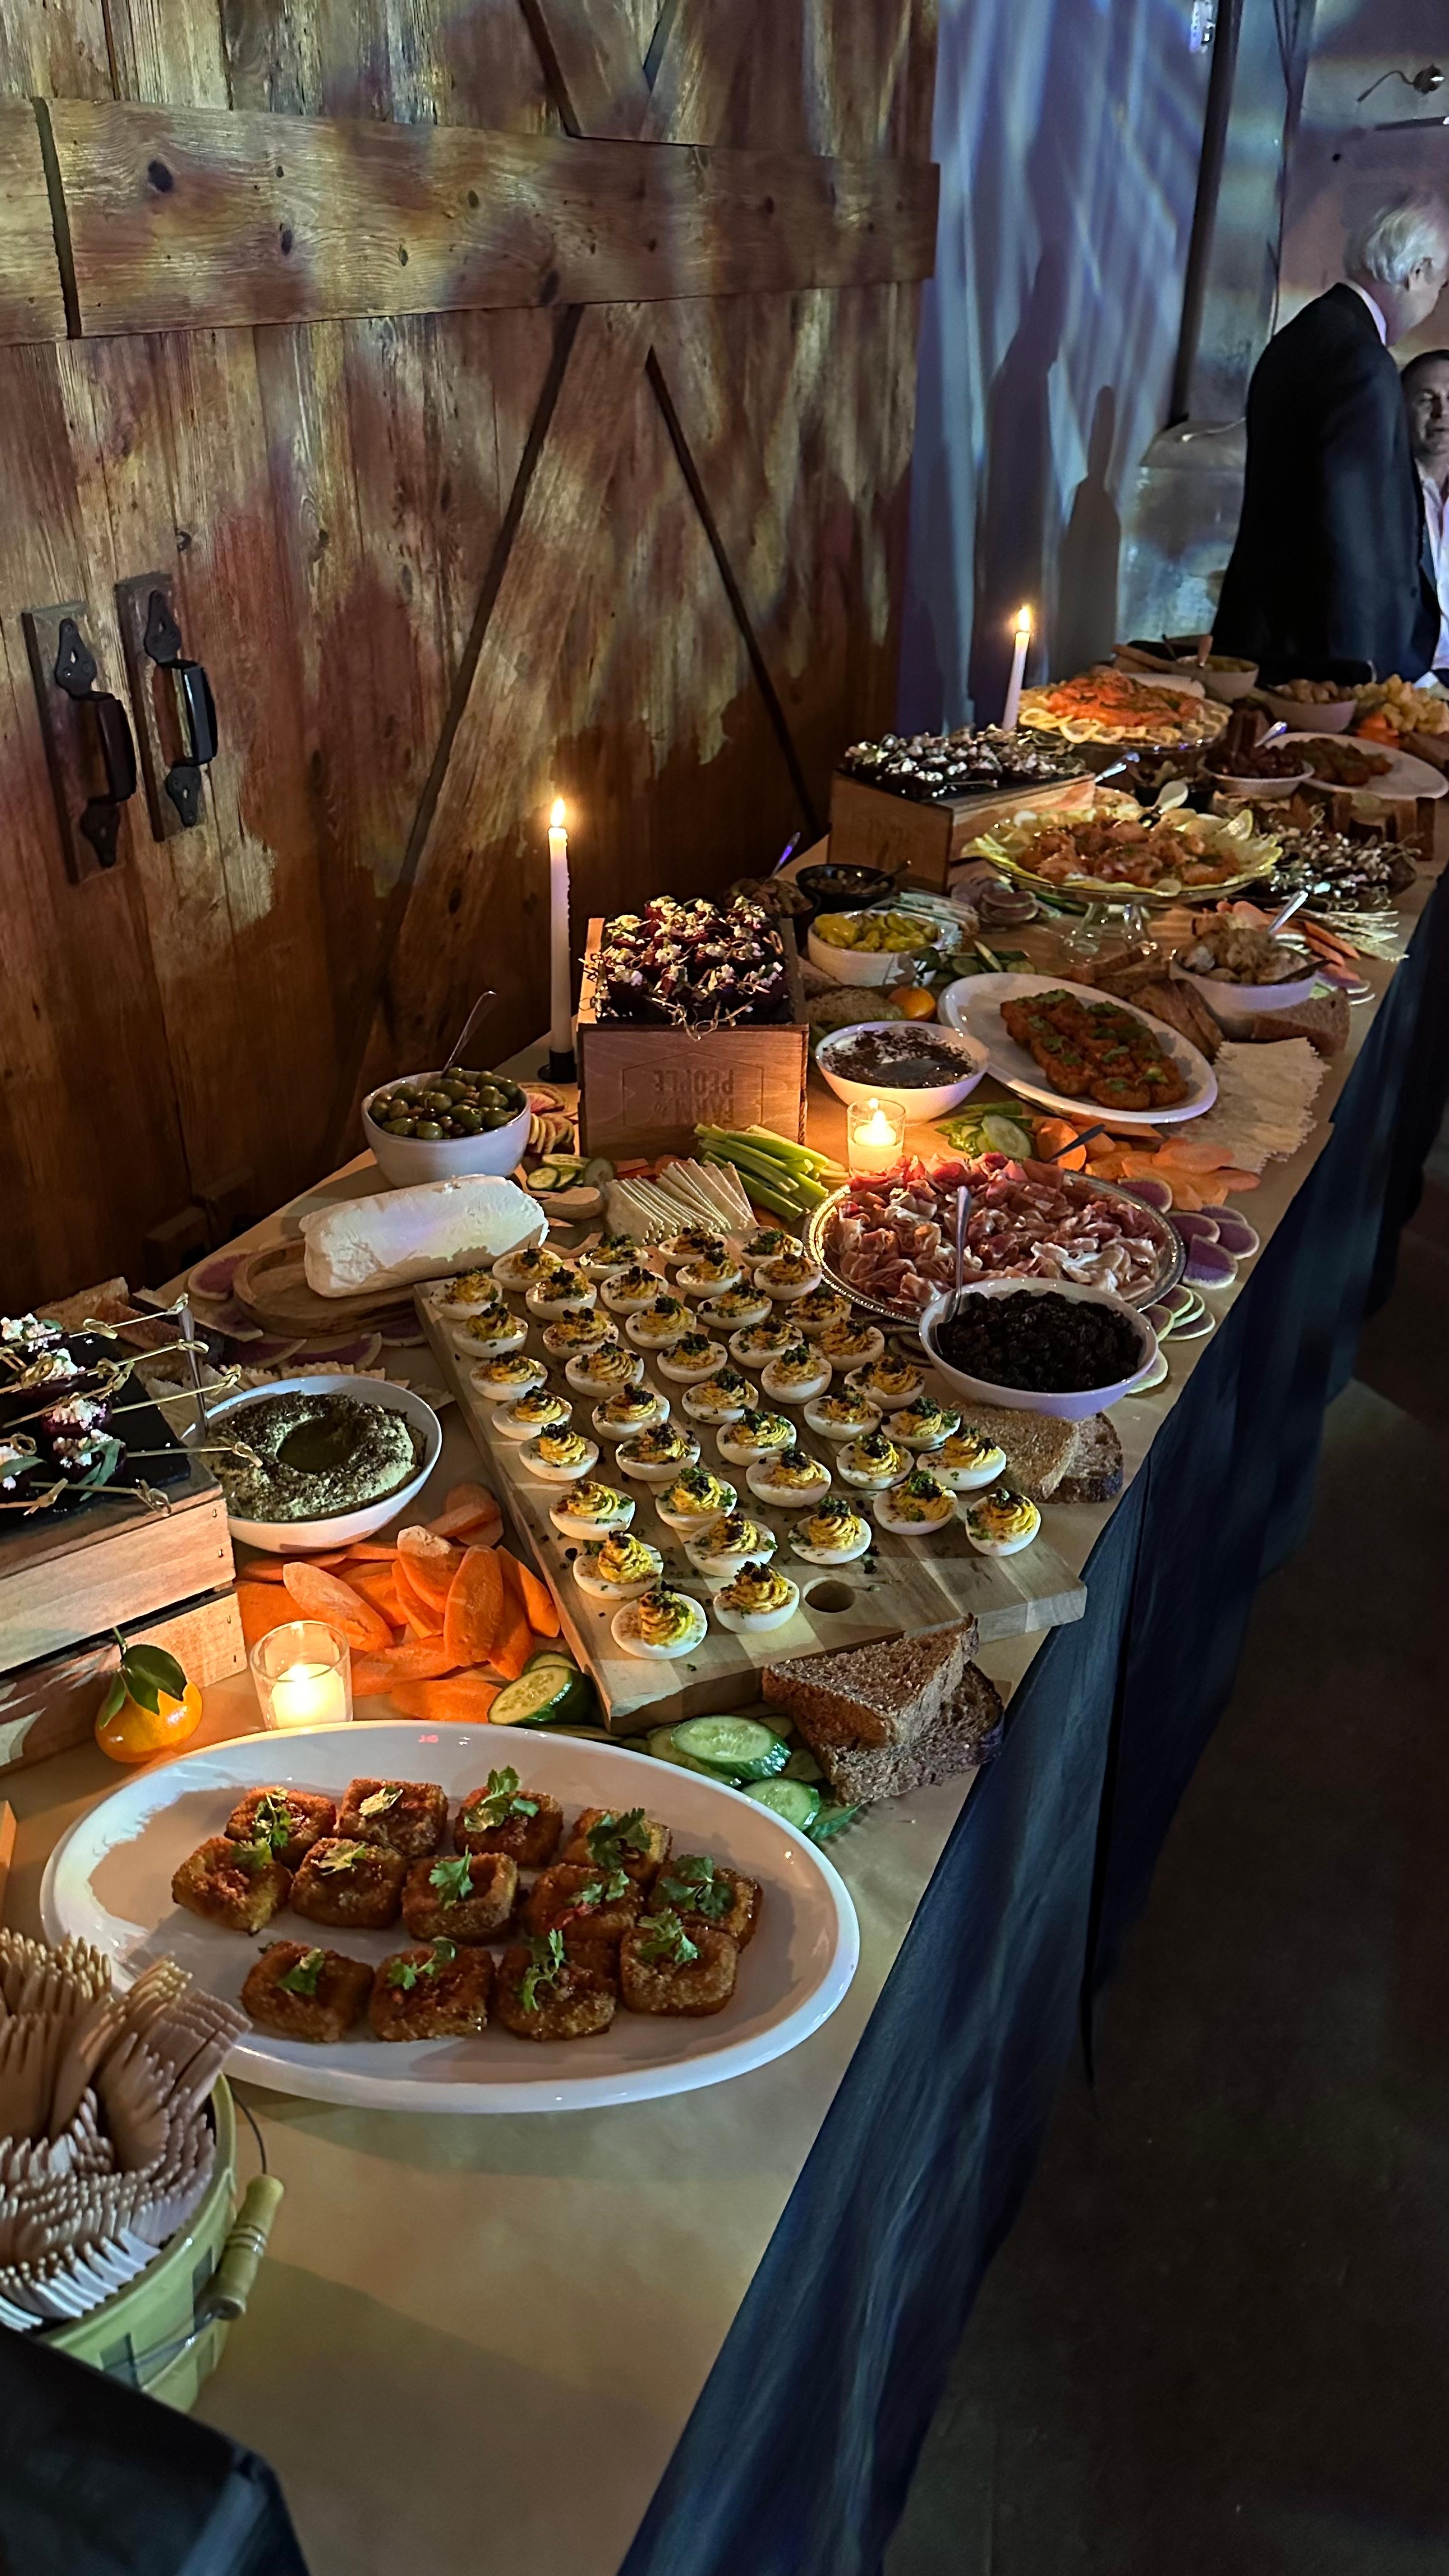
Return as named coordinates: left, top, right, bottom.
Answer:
left=1014, top=604, right=1033, bottom=640
left=549, top=798, right=566, bottom=829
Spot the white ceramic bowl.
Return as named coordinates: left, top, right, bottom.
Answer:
left=1201, top=764, right=1312, bottom=802
left=1181, top=965, right=1319, bottom=1016
left=807, top=918, right=935, bottom=987
left=186, top=1373, right=443, bottom=1551
left=814, top=1021, right=988, bottom=1120
left=920, top=1277, right=1158, bottom=1423
left=1200, top=661, right=1259, bottom=703
left=1260, top=690, right=1356, bottom=734
left=362, top=1070, right=532, bottom=1186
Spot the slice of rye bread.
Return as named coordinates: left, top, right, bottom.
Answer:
left=761, top=1618, right=978, bottom=1750
left=945, top=1404, right=1122, bottom=1506
left=798, top=1665, right=1006, bottom=1804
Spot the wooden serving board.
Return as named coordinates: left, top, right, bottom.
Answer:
left=416, top=1279, right=1085, bottom=1733
left=231, top=1242, right=415, bottom=1340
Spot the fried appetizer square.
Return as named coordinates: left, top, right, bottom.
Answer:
left=523, top=1863, right=641, bottom=1956
left=171, top=1835, right=290, bottom=1934
left=289, top=1836, right=406, bottom=1930
left=242, top=1941, right=373, bottom=2042
left=494, top=1935, right=617, bottom=2041
left=225, top=1786, right=337, bottom=1870
left=620, top=1914, right=739, bottom=2016
left=454, top=1769, right=564, bottom=1868
left=559, top=1806, right=672, bottom=1889
left=368, top=1941, right=492, bottom=2041
left=651, top=1854, right=761, bottom=1949
left=335, top=1776, right=448, bottom=1857
left=401, top=1850, right=518, bottom=1944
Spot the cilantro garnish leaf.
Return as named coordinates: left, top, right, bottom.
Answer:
left=585, top=1808, right=651, bottom=1872
left=656, top=1855, right=730, bottom=1922
left=249, top=1793, right=297, bottom=1853
left=358, top=1784, right=402, bottom=1819
left=637, top=1909, right=699, bottom=1967
left=312, top=1840, right=369, bottom=1876
left=575, top=1868, right=630, bottom=1912
left=277, top=1947, right=326, bottom=1996
left=230, top=1839, right=275, bottom=1876
left=385, top=1937, right=458, bottom=1991
left=465, top=1767, right=540, bottom=1831
left=519, top=1930, right=566, bottom=2013
left=428, top=1855, right=475, bottom=1907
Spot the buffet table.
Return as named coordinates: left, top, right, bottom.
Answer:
left=4, top=867, right=1446, bottom=2576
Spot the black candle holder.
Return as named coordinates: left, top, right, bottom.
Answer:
left=546, top=1047, right=576, bottom=1085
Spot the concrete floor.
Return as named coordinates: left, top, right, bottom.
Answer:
left=888, top=1141, right=1449, bottom=2576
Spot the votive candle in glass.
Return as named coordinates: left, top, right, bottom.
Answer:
left=250, top=1620, right=353, bottom=1732
left=847, top=1094, right=906, bottom=1178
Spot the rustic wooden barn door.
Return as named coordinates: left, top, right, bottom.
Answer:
left=0, top=0, right=937, bottom=1309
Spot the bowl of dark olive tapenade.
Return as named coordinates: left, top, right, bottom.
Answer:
left=921, top=1279, right=1157, bottom=1421
left=187, top=1374, right=443, bottom=1549
left=814, top=1019, right=988, bottom=1118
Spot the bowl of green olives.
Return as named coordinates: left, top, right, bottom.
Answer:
left=362, top=1066, right=531, bottom=1185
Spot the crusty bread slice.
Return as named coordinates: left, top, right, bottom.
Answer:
left=761, top=1618, right=977, bottom=1750
left=1054, top=1413, right=1124, bottom=1505
left=934, top=1402, right=1123, bottom=1506
left=798, top=1665, right=1006, bottom=1803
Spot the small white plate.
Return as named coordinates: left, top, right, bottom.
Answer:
left=1282, top=732, right=1447, bottom=801
left=40, top=1721, right=858, bottom=2115
left=941, top=972, right=1217, bottom=1129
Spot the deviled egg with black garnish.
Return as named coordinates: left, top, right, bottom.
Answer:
left=520, top=1427, right=600, bottom=1485
left=675, top=1251, right=744, bottom=1297
left=526, top=1267, right=596, bottom=1321
left=659, top=1227, right=728, bottom=1269
left=717, top=1408, right=797, bottom=1468
left=803, top=1388, right=882, bottom=1443
left=892, top=1395, right=962, bottom=1453
left=791, top=1496, right=872, bottom=1566
left=612, top=1583, right=708, bottom=1661
left=712, top=1560, right=801, bottom=1634
left=580, top=1231, right=643, bottom=1282
left=729, top=1319, right=796, bottom=1370
left=572, top=1531, right=665, bottom=1602
left=614, top=1422, right=701, bottom=1485
left=592, top=1385, right=671, bottom=1442
left=744, top=1447, right=833, bottom=1509
left=932, top=1428, right=1008, bottom=1492
left=844, top=1356, right=924, bottom=1411
left=791, top=1285, right=852, bottom=1336
left=469, top=1352, right=547, bottom=1403
left=549, top=1480, right=634, bottom=1540
left=873, top=1467, right=955, bottom=1536
left=450, top=1309, right=529, bottom=1360
left=657, top=1332, right=729, bottom=1385
left=754, top=1250, right=823, bottom=1301
left=837, top=1429, right=910, bottom=1491
left=682, top=1367, right=755, bottom=1426
left=565, top=1343, right=644, bottom=1399
left=818, top=1318, right=887, bottom=1370
left=625, top=1295, right=692, bottom=1352
left=494, top=1389, right=572, bottom=1443
left=654, top=1465, right=739, bottom=1534
left=685, top=1510, right=777, bottom=1585
left=434, top=1268, right=508, bottom=1318
left=961, top=1485, right=1041, bottom=1556
left=541, top=1307, right=617, bottom=1359
left=602, top=1263, right=665, bottom=1316
left=740, top=1225, right=792, bottom=1264
left=697, top=1286, right=771, bottom=1334
left=760, top=1341, right=832, bottom=1404
left=492, top=1241, right=566, bottom=1295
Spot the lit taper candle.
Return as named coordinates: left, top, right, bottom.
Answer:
left=548, top=797, right=574, bottom=1080
left=1001, top=604, right=1032, bottom=730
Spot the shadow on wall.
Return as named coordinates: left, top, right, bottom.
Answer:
left=968, top=246, right=1067, bottom=724
left=1055, top=386, right=1122, bottom=675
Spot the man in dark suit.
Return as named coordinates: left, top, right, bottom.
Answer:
left=1215, top=193, right=1449, bottom=681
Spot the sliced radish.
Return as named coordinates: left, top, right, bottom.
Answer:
left=1172, top=1211, right=1220, bottom=1244
left=1121, top=1175, right=1174, bottom=1211
left=189, top=1252, right=244, bottom=1301
left=240, top=1336, right=303, bottom=1366
left=206, top=1301, right=265, bottom=1340
left=290, top=1333, right=385, bottom=1367
left=1184, top=1240, right=1237, bottom=1289
left=1144, top=1302, right=1174, bottom=1334
left=1199, top=1209, right=1260, bottom=1258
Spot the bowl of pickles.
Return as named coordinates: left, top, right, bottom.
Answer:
left=362, top=1065, right=531, bottom=1185
left=806, top=908, right=937, bottom=987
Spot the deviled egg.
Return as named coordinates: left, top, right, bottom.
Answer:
left=740, top=1225, right=792, bottom=1264
left=615, top=1422, right=701, bottom=1485
left=654, top=1466, right=739, bottom=1533
left=754, top=1251, right=823, bottom=1301
left=492, top=1241, right=565, bottom=1294
left=803, top=1389, right=882, bottom=1443
left=844, top=1357, right=924, bottom=1411
left=469, top=1353, right=547, bottom=1403
left=697, top=1286, right=771, bottom=1333
left=744, top=1447, right=833, bottom=1509
left=565, top=1344, right=643, bottom=1399
left=520, top=1428, right=600, bottom=1485
left=760, top=1340, right=832, bottom=1405
left=494, top=1390, right=572, bottom=1443
left=818, top=1318, right=887, bottom=1370
left=592, top=1386, right=671, bottom=1442
left=612, top=1584, right=708, bottom=1661
left=659, top=1227, right=728, bottom=1268
left=656, top=1332, right=729, bottom=1385
left=717, top=1408, right=797, bottom=1467
left=580, top=1231, right=643, bottom=1282
left=434, top=1268, right=506, bottom=1317
left=837, top=1430, right=910, bottom=1491
left=712, top=1560, right=801, bottom=1634
left=791, top=1285, right=852, bottom=1336
left=961, top=1485, right=1041, bottom=1556
left=525, top=1267, right=595, bottom=1320
left=791, top=1496, right=872, bottom=1565
left=685, top=1510, right=778, bottom=1584
left=549, top=1480, right=634, bottom=1540
left=625, top=1295, right=692, bottom=1352
left=729, top=1319, right=796, bottom=1369
left=675, top=1252, right=744, bottom=1296
left=892, top=1395, right=963, bottom=1453
left=602, top=1263, right=665, bottom=1315
left=932, top=1428, right=1007, bottom=1493
left=541, top=1307, right=617, bottom=1358
left=682, top=1367, right=755, bottom=1426
left=874, top=1467, right=955, bottom=1536
left=449, top=1311, right=528, bottom=1360
left=572, top=1531, right=665, bottom=1602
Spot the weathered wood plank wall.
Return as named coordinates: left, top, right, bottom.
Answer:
left=0, top=0, right=937, bottom=1306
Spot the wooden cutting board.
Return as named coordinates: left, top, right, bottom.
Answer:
left=231, top=1242, right=415, bottom=1339
left=417, top=1288, right=1086, bottom=1732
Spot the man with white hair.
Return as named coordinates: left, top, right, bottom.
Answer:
left=1215, top=192, right=1449, bottom=680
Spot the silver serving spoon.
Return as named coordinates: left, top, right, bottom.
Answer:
left=1268, top=886, right=1309, bottom=935
left=443, top=990, right=497, bottom=1072
left=953, top=1186, right=971, bottom=1294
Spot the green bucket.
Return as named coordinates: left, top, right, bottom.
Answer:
left=40, top=2081, right=283, bottom=2412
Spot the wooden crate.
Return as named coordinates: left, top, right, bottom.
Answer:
left=576, top=919, right=809, bottom=1161
left=828, top=772, right=1097, bottom=891
left=0, top=1463, right=234, bottom=1677
left=0, top=1585, right=246, bottom=1777
left=418, top=1293, right=1085, bottom=1735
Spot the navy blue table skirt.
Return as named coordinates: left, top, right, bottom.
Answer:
left=619, top=875, right=1449, bottom=2576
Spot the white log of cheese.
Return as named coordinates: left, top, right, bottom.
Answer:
left=302, top=1176, right=545, bottom=1296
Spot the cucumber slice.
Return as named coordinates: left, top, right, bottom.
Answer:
left=809, top=1801, right=861, bottom=1841
left=491, top=1666, right=591, bottom=1727
left=645, top=1724, right=720, bottom=1778
left=523, top=1647, right=579, bottom=1675
left=743, top=1776, right=821, bottom=1830
left=582, top=1157, right=615, bottom=1189
left=672, top=1716, right=791, bottom=1781
left=783, top=1747, right=824, bottom=1784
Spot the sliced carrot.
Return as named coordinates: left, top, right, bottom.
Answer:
left=280, top=1562, right=392, bottom=1651
left=393, top=1556, right=444, bottom=1637
left=351, top=1638, right=462, bottom=1695
left=504, top=1549, right=560, bottom=1640
left=445, top=1481, right=495, bottom=1518
left=397, top=1527, right=463, bottom=1610
left=391, top=1673, right=501, bottom=1725
left=237, top=1582, right=296, bottom=1649
left=492, top=1555, right=535, bottom=1682
left=442, top=1546, right=506, bottom=1669
left=238, top=1556, right=288, bottom=1583
left=346, top=1564, right=406, bottom=1623
left=429, top=1500, right=503, bottom=1543
left=345, top=1541, right=401, bottom=1561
